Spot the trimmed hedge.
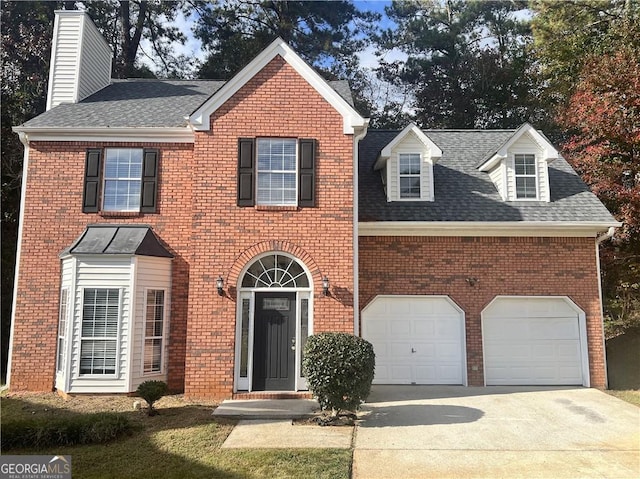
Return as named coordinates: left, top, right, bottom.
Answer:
left=1, top=413, right=133, bottom=450
left=302, top=332, right=375, bottom=414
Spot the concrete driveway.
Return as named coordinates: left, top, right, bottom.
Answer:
left=354, top=386, right=640, bottom=479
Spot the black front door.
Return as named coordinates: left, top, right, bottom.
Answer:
left=253, top=292, right=296, bottom=391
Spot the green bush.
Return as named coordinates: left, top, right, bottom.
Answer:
left=1, top=413, right=132, bottom=450
left=137, top=380, right=168, bottom=415
left=302, top=332, right=375, bottom=415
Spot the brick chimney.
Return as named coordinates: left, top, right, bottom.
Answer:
left=46, top=10, right=112, bottom=110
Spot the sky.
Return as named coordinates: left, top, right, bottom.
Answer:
left=139, top=0, right=402, bottom=75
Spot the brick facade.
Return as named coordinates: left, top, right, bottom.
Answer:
left=358, top=236, right=606, bottom=388
left=184, top=57, right=355, bottom=398
left=10, top=141, right=194, bottom=391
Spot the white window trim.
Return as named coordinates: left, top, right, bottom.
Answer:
left=398, top=153, right=422, bottom=200
left=102, top=147, right=144, bottom=212
left=256, top=138, right=298, bottom=207
left=512, top=153, right=539, bottom=201
left=78, top=287, right=122, bottom=379
left=142, top=288, right=167, bottom=376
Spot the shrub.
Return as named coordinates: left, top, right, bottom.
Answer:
left=302, top=332, right=375, bottom=415
left=1, top=413, right=133, bottom=450
left=137, top=380, right=168, bottom=416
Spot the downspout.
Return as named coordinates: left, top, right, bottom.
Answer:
left=595, top=226, right=616, bottom=389
left=6, top=132, right=30, bottom=388
left=353, top=121, right=369, bottom=337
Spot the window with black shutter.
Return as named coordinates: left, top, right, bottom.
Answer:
left=82, top=148, right=159, bottom=213
left=237, top=137, right=317, bottom=207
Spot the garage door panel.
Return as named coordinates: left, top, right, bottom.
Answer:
left=363, top=296, right=465, bottom=385
left=483, top=297, right=584, bottom=386
left=390, top=320, right=412, bottom=337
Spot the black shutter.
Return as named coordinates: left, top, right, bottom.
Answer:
left=82, top=149, right=102, bottom=213
left=238, top=138, right=255, bottom=206
left=298, top=138, right=316, bottom=207
left=140, top=149, right=159, bottom=213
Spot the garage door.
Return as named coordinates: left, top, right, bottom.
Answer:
left=482, top=297, right=587, bottom=386
left=362, top=296, right=465, bottom=385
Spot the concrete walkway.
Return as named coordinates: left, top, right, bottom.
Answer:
left=353, top=386, right=640, bottom=479
left=211, top=386, right=640, bottom=477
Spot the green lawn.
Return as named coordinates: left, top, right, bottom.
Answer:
left=1, top=394, right=351, bottom=479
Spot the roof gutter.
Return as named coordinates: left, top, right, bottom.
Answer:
left=359, top=221, right=623, bottom=237
left=596, top=226, right=616, bottom=244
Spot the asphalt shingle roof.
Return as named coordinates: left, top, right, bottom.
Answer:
left=61, top=225, right=173, bottom=258
left=20, top=79, right=355, bottom=129
left=359, top=129, right=617, bottom=224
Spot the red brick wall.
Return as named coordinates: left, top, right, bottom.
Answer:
left=185, top=56, right=355, bottom=399
left=358, top=236, right=606, bottom=388
left=10, top=141, right=194, bottom=392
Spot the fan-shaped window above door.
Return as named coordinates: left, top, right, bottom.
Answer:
left=241, top=254, right=310, bottom=288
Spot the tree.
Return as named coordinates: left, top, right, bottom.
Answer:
left=376, top=0, right=541, bottom=129
left=531, top=0, right=640, bottom=110
left=559, top=44, right=640, bottom=336
left=191, top=0, right=377, bottom=113
left=84, top=0, right=195, bottom=79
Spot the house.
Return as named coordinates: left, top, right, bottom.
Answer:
left=8, top=11, right=620, bottom=398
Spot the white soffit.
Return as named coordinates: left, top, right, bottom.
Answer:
left=478, top=123, right=560, bottom=172
left=358, top=221, right=622, bottom=237
left=12, top=126, right=195, bottom=144
left=189, top=38, right=367, bottom=134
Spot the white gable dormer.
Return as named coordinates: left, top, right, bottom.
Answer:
left=374, top=124, right=442, bottom=202
left=478, top=123, right=560, bottom=202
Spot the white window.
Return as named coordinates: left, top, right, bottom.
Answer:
left=514, top=154, right=537, bottom=199
left=103, top=148, right=143, bottom=211
left=399, top=153, right=421, bottom=198
left=144, top=289, right=165, bottom=374
left=57, top=288, right=69, bottom=373
left=257, top=138, right=297, bottom=205
left=80, top=288, right=120, bottom=375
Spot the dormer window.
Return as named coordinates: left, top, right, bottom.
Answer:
left=478, top=123, right=559, bottom=203
left=399, top=153, right=421, bottom=198
left=374, top=123, right=442, bottom=203
left=514, top=154, right=537, bottom=199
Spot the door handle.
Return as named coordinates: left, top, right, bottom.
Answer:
left=291, top=337, right=296, bottom=351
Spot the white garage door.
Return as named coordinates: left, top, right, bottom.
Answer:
left=362, top=296, right=465, bottom=385
left=482, top=297, right=587, bottom=386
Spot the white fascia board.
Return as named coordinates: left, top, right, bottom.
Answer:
left=358, top=221, right=622, bottom=237
left=497, top=123, right=559, bottom=161
left=478, top=153, right=505, bottom=172
left=375, top=123, right=442, bottom=170
left=12, top=126, right=194, bottom=144
left=478, top=123, right=560, bottom=172
left=189, top=38, right=366, bottom=134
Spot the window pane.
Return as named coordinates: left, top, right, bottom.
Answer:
left=256, top=139, right=297, bottom=205
left=400, top=177, right=421, bottom=198
left=299, top=298, right=309, bottom=377
left=144, top=290, right=165, bottom=373
left=516, top=177, right=537, bottom=198
left=103, top=148, right=143, bottom=212
left=80, top=340, right=117, bottom=375
left=240, top=299, right=250, bottom=377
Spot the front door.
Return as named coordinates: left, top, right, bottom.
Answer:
left=253, top=292, right=296, bottom=390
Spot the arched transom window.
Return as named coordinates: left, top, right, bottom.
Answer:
left=241, top=254, right=310, bottom=288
